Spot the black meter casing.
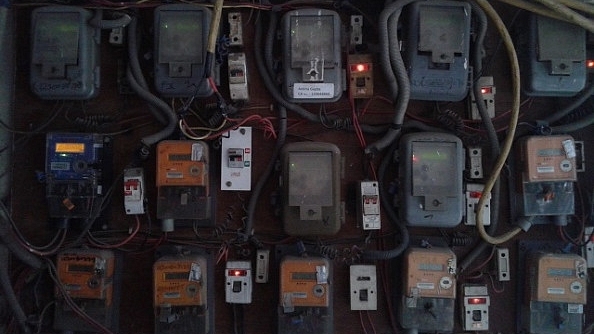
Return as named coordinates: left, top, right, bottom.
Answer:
left=402, top=1, right=471, bottom=101
left=30, top=6, right=100, bottom=100
left=399, top=132, right=464, bottom=228
left=154, top=4, right=213, bottom=98
left=281, top=9, right=343, bottom=103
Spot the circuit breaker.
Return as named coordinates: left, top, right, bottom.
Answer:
left=278, top=256, right=333, bottom=334
left=403, top=1, right=471, bottom=101
left=281, top=9, right=343, bottom=103
left=357, top=181, right=381, bottom=230
left=30, top=6, right=100, bottom=99
left=281, top=142, right=341, bottom=236
left=228, top=53, right=249, bottom=102
left=399, top=132, right=464, bottom=227
left=153, top=250, right=213, bottom=334
left=225, top=261, right=252, bottom=304
left=54, top=249, right=117, bottom=332
left=153, top=4, right=213, bottom=97
left=399, top=247, right=457, bottom=333
left=45, top=133, right=111, bottom=220
left=123, top=168, right=145, bottom=215
left=220, top=127, right=252, bottom=191
left=522, top=252, right=588, bottom=334
left=350, top=265, right=377, bottom=310
left=461, top=285, right=490, bottom=331
left=348, top=54, right=374, bottom=99
left=156, top=141, right=211, bottom=231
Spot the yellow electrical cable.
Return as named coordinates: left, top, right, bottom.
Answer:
left=496, top=0, right=570, bottom=22
left=534, top=0, right=594, bottom=33
left=473, top=0, right=523, bottom=245
left=558, top=0, right=594, bottom=16
left=207, top=0, right=224, bottom=54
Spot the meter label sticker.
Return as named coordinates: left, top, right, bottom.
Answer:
left=537, top=166, right=555, bottom=173
left=567, top=304, right=583, bottom=314
left=547, top=287, right=565, bottom=295
left=191, top=143, right=204, bottom=161
left=294, top=83, right=334, bottom=99
left=292, top=292, right=308, bottom=299
left=51, top=162, right=70, bottom=171
left=189, top=263, right=202, bottom=282
left=417, top=283, right=435, bottom=290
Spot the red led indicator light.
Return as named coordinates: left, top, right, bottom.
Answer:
left=480, top=87, right=492, bottom=94
left=587, top=60, right=594, bottom=68
left=229, top=270, right=247, bottom=277
left=351, top=64, right=369, bottom=72
left=469, top=297, right=487, bottom=304
left=469, top=191, right=482, bottom=199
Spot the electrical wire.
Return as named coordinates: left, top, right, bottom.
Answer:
left=532, top=0, right=594, bottom=34
left=46, top=258, right=114, bottom=334
left=472, top=0, right=523, bottom=245
left=87, top=216, right=141, bottom=249
left=0, top=245, right=32, bottom=334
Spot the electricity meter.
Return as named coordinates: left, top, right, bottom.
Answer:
left=30, top=6, right=100, bottom=99
left=154, top=4, right=213, bottom=97
left=281, top=142, right=341, bottom=236
left=399, top=132, right=464, bottom=227
left=281, top=9, right=342, bottom=103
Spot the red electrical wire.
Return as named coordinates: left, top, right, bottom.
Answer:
left=87, top=216, right=141, bottom=249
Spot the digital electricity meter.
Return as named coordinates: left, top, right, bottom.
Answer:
left=399, top=132, right=464, bottom=227
left=400, top=247, right=457, bottom=333
left=54, top=249, right=117, bottom=332
left=281, top=9, right=342, bottom=103
left=156, top=140, right=211, bottom=231
left=30, top=6, right=100, bottom=99
left=402, top=1, right=471, bottom=101
left=154, top=252, right=212, bottom=334
left=278, top=256, right=333, bottom=334
left=154, top=4, right=213, bottom=97
left=45, top=133, right=110, bottom=220
left=516, top=135, right=577, bottom=220
left=281, top=142, right=341, bottom=236
left=522, top=252, right=588, bottom=334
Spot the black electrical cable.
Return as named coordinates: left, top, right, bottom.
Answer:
left=365, top=0, right=418, bottom=155
left=459, top=0, right=503, bottom=273
left=550, top=111, right=594, bottom=133
left=0, top=245, right=32, bottom=334
left=244, top=106, right=287, bottom=242
left=127, top=17, right=167, bottom=125
left=90, top=9, right=132, bottom=30
left=126, top=67, right=177, bottom=147
left=361, top=139, right=409, bottom=260
left=544, top=82, right=594, bottom=125
left=0, top=205, right=43, bottom=270
left=264, top=11, right=278, bottom=84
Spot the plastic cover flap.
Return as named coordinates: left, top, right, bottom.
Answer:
left=158, top=10, right=203, bottom=64
left=288, top=151, right=332, bottom=207
left=418, top=5, right=466, bottom=63
left=33, top=12, right=80, bottom=65
left=411, top=141, right=457, bottom=197
left=290, top=15, right=334, bottom=68
left=537, top=15, right=584, bottom=68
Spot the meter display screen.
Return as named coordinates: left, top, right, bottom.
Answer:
left=158, top=10, right=203, bottom=64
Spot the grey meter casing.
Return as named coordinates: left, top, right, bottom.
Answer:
left=154, top=4, right=213, bottom=98
left=30, top=6, right=100, bottom=100
left=281, top=9, right=343, bottom=103
left=399, top=132, right=464, bottom=227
